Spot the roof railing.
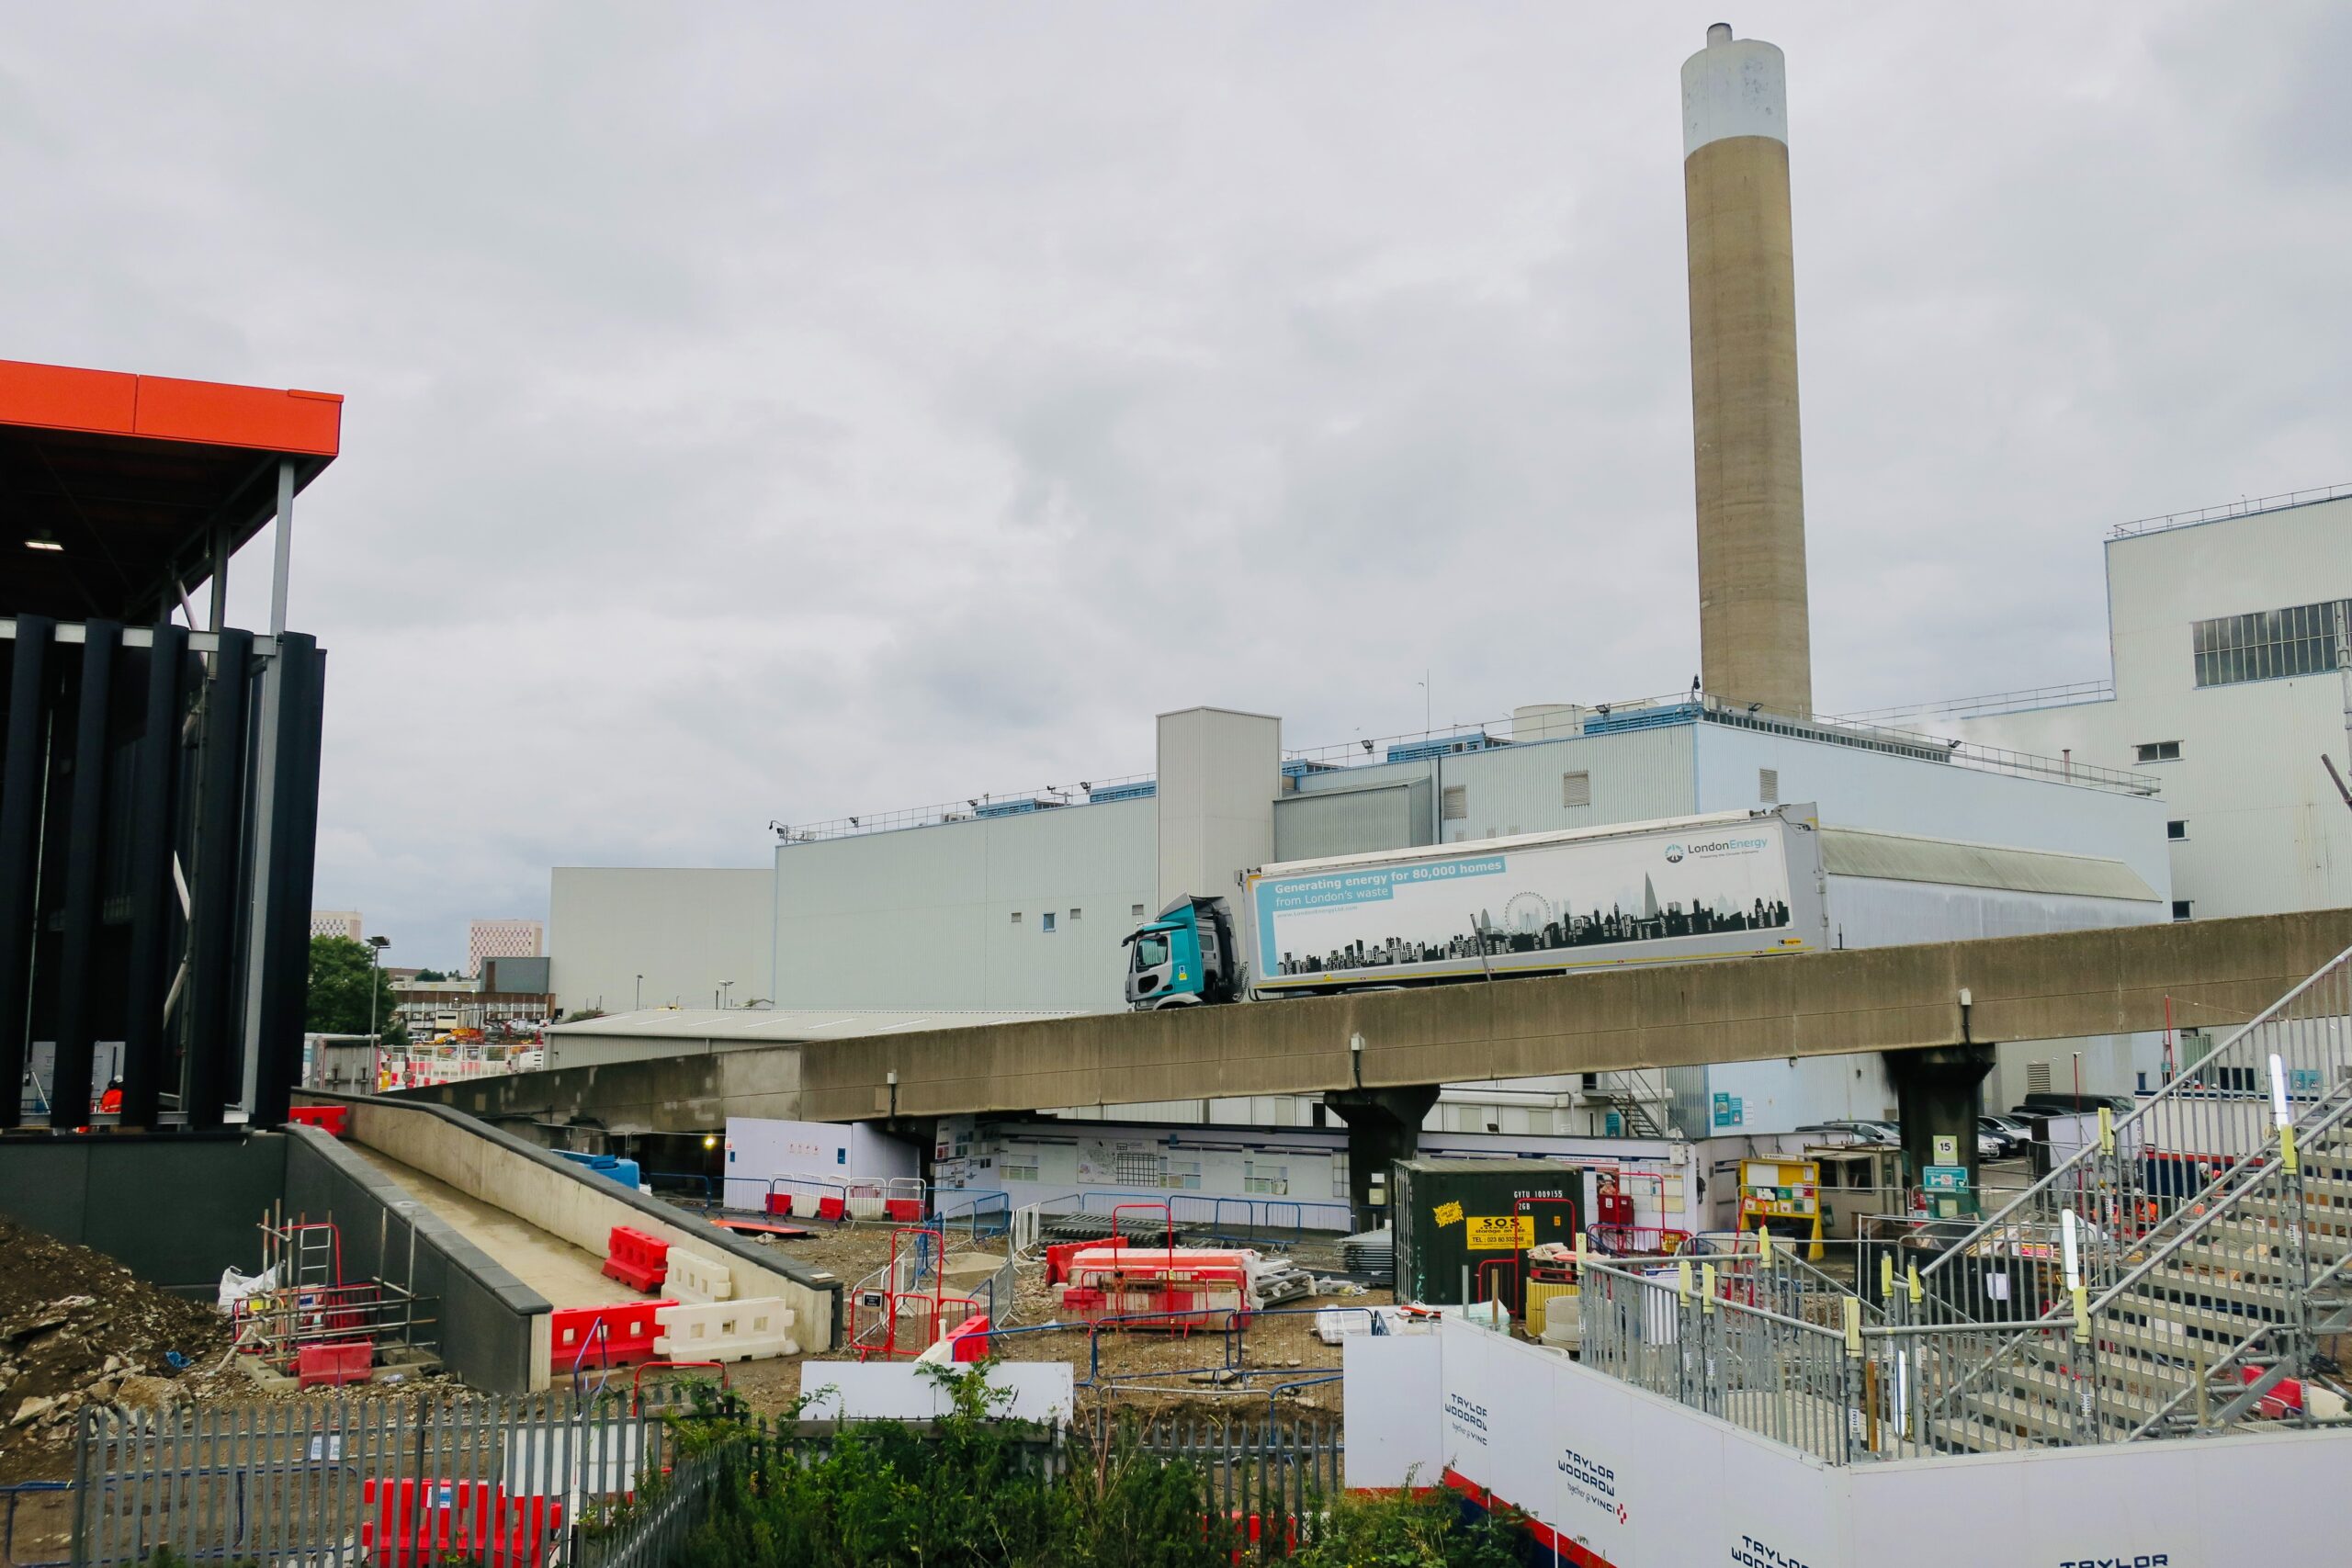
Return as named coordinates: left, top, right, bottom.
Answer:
left=2109, top=480, right=2351, bottom=539
left=775, top=771, right=1154, bottom=844
left=1825, top=679, right=2115, bottom=728
left=775, top=687, right=2161, bottom=844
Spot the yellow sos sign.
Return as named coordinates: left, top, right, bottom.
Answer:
left=1465, top=1215, right=1534, bottom=1251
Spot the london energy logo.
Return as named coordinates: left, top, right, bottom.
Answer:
left=1669, top=835, right=1769, bottom=861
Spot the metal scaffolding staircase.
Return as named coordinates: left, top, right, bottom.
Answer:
left=1905, top=941, right=2352, bottom=1452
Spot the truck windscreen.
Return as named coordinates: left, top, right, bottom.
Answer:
left=1134, top=933, right=1169, bottom=969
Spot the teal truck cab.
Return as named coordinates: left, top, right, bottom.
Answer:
left=1122, top=896, right=1243, bottom=1009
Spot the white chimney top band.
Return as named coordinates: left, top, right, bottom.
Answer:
left=1682, top=32, right=1788, bottom=157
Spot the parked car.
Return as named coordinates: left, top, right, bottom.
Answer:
left=2012, top=1092, right=2134, bottom=1117
left=1798, top=1118, right=1903, bottom=1145
left=1976, top=1115, right=2029, bottom=1158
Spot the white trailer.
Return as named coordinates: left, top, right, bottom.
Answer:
left=1243, top=805, right=1827, bottom=996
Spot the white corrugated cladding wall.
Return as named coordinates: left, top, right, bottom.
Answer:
left=1693, top=722, right=2174, bottom=897
left=548, top=867, right=776, bottom=1014
left=770, top=797, right=1155, bottom=1010
left=1285, top=728, right=1697, bottom=855
left=1962, top=495, right=2352, bottom=921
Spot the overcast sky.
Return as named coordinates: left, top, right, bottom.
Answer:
left=6, top=5, right=2347, bottom=965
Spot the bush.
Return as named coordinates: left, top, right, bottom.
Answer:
left=676, top=1364, right=1522, bottom=1568
left=1287, top=1484, right=1524, bottom=1568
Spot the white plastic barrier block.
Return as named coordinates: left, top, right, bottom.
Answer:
left=665, top=1246, right=734, bottom=1303
left=655, top=1297, right=797, bottom=1363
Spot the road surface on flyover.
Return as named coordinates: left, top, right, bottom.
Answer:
left=416, top=909, right=2352, bottom=1135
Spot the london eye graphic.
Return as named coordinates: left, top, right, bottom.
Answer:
left=1501, top=891, right=1555, bottom=937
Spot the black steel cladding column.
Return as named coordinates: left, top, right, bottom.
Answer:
left=0, top=615, right=54, bottom=1129
left=50, top=620, right=122, bottom=1127
left=182, top=626, right=252, bottom=1129
left=249, top=634, right=322, bottom=1128
left=119, top=621, right=187, bottom=1128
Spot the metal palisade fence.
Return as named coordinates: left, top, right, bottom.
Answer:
left=69, top=1388, right=1345, bottom=1568
left=70, top=1385, right=713, bottom=1568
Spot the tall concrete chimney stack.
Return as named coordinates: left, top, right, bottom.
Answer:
left=1682, top=23, right=1812, bottom=717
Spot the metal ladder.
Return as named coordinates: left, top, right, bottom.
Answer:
left=1908, top=941, right=2352, bottom=1450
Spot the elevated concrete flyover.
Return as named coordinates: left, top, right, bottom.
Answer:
left=424, top=909, right=2352, bottom=1180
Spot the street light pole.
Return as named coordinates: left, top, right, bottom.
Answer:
left=367, top=935, right=392, bottom=1091
left=636, top=974, right=644, bottom=1011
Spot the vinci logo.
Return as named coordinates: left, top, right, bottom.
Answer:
left=1663, top=844, right=1685, bottom=863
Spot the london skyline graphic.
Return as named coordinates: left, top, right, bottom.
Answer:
left=1272, top=870, right=1792, bottom=976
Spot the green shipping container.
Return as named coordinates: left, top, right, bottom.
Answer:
left=1392, top=1157, right=1582, bottom=1307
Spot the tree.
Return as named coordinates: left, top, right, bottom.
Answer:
left=414, top=967, right=449, bottom=982
left=305, top=936, right=408, bottom=1046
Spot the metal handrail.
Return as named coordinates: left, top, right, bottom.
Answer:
left=1920, top=941, right=2352, bottom=1286
left=2109, top=481, right=2352, bottom=539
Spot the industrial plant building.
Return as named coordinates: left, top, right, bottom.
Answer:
left=540, top=21, right=2344, bottom=1208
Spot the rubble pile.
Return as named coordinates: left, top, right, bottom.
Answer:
left=0, top=1218, right=228, bottom=1470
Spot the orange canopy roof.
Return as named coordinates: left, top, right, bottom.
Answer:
left=0, top=358, right=342, bottom=624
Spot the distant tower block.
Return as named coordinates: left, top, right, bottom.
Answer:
left=1683, top=23, right=1813, bottom=718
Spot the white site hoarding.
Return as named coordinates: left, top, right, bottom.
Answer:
left=1247, top=807, right=1827, bottom=993
left=1346, top=1319, right=2348, bottom=1567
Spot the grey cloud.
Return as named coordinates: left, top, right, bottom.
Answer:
left=3, top=3, right=2346, bottom=961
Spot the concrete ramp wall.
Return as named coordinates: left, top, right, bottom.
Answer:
left=311, top=1092, right=842, bottom=1351
left=282, top=1123, right=551, bottom=1394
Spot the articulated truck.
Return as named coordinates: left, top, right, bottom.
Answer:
left=1123, top=805, right=1826, bottom=1009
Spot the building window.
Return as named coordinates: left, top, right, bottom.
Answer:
left=2192, top=597, right=2346, bottom=688
left=1442, top=784, right=1467, bottom=821
left=2134, top=740, right=2182, bottom=763
left=2166, top=819, right=2188, bottom=840
left=1000, top=1158, right=1040, bottom=1183
left=1562, top=771, right=1592, bottom=807
left=1010, top=911, right=1023, bottom=924
left=2171, top=899, right=2193, bottom=921
left=1758, top=767, right=1780, bottom=806
left=1243, top=1160, right=1289, bottom=1196
left=1041, top=911, right=1057, bottom=934
left=1069, top=908, right=1081, bottom=921
left=1131, top=903, right=1146, bottom=919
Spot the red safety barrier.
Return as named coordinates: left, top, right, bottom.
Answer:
left=815, top=1196, right=846, bottom=1223
left=361, top=1479, right=563, bottom=1568
left=2240, top=1365, right=2305, bottom=1419
left=549, top=1299, right=676, bottom=1371
left=764, top=1193, right=794, bottom=1217
left=287, top=1104, right=350, bottom=1137
left=947, top=1314, right=991, bottom=1363
left=1208, top=1512, right=1300, bottom=1563
left=601, top=1226, right=671, bottom=1292
left=296, top=1339, right=374, bottom=1388
left=884, top=1197, right=924, bottom=1223
left=1045, top=1235, right=1122, bottom=1286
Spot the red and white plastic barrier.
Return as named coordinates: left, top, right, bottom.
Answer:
left=655, top=1297, right=798, bottom=1362
left=664, top=1246, right=734, bottom=1303
left=549, top=1299, right=675, bottom=1371
left=601, top=1226, right=670, bottom=1292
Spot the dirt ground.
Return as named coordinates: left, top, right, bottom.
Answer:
left=0, top=1217, right=470, bottom=1492
left=690, top=1216, right=1384, bottom=1424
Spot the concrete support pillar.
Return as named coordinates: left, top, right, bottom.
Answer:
left=1325, top=1085, right=1439, bottom=1232
left=1883, top=1044, right=1996, bottom=1191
